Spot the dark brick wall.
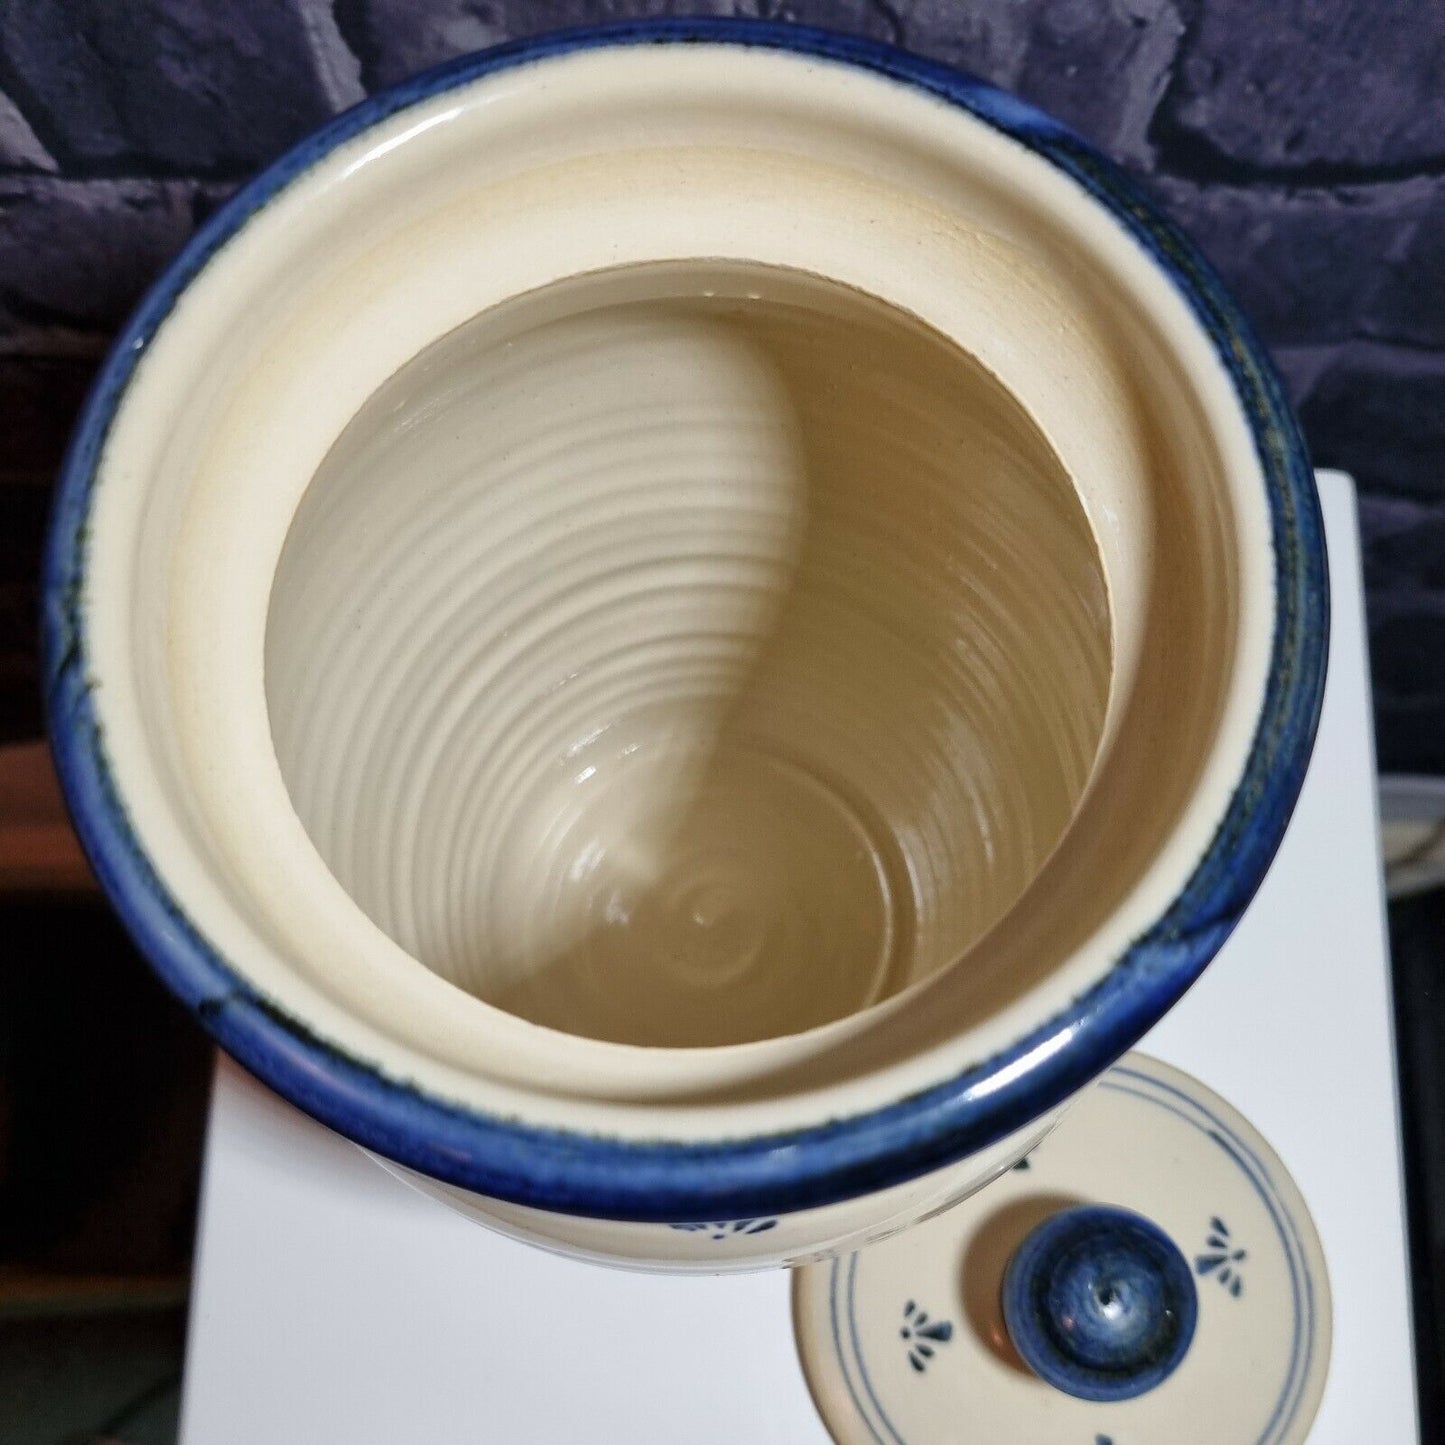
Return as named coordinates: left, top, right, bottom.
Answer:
left=2, top=1, right=1441, bottom=768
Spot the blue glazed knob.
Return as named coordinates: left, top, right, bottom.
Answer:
left=1001, top=1204, right=1197, bottom=1402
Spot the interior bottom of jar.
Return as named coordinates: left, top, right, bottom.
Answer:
left=264, top=262, right=1113, bottom=1046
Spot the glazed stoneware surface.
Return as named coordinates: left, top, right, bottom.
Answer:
left=44, top=22, right=1325, bottom=1268
left=376, top=1109, right=1063, bottom=1274
left=1000, top=1204, right=1200, bottom=1402
left=267, top=264, right=1112, bottom=1049
left=793, top=1053, right=1332, bottom=1443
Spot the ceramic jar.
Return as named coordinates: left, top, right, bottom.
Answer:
left=44, top=22, right=1326, bottom=1271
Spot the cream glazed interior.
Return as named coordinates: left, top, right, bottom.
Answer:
left=266, top=264, right=1112, bottom=1048
left=80, top=44, right=1271, bottom=1138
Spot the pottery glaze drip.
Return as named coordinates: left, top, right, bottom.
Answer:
left=266, top=266, right=1112, bottom=1047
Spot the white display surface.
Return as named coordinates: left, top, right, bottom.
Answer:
left=178, top=471, right=1418, bottom=1444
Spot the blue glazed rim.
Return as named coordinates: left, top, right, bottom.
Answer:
left=41, top=19, right=1328, bottom=1223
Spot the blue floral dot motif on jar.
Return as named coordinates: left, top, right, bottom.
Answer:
left=669, top=1218, right=778, bottom=1241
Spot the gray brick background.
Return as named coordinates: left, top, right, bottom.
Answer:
left=2, top=1, right=1441, bottom=770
